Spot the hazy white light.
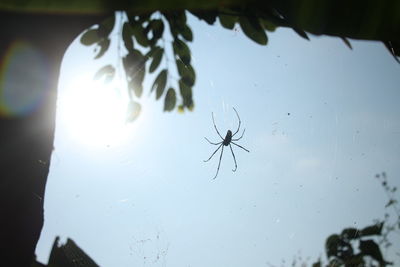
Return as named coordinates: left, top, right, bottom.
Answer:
left=58, top=77, right=130, bottom=147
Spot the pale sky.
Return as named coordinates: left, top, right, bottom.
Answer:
left=36, top=13, right=400, bottom=267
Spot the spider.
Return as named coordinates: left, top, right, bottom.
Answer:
left=204, top=107, right=249, bottom=179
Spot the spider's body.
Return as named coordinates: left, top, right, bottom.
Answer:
left=223, top=130, right=232, bottom=146
left=204, top=108, right=249, bottom=179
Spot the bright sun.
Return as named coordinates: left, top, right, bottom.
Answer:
left=58, top=76, right=131, bottom=147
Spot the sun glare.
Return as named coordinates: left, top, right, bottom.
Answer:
left=58, top=76, right=132, bottom=147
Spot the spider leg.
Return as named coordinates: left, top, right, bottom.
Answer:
left=232, top=107, right=241, bottom=136
left=212, top=112, right=224, bottom=140
left=204, top=137, right=222, bottom=145
left=231, top=142, right=250, bottom=152
left=204, top=144, right=223, bottom=162
left=229, top=144, right=237, bottom=172
left=232, top=128, right=245, bottom=141
left=213, top=145, right=224, bottom=179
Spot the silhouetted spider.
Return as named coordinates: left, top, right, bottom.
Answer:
left=204, top=108, right=249, bottom=179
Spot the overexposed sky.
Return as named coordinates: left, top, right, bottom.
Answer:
left=36, top=13, right=400, bottom=266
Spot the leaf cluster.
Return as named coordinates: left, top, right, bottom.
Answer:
left=313, top=172, right=400, bottom=267
left=80, top=14, right=115, bottom=59
left=189, top=2, right=399, bottom=60
left=374, top=172, right=400, bottom=251
left=79, top=7, right=292, bottom=120
left=312, top=222, right=391, bottom=267
left=79, top=4, right=399, bottom=122
left=80, top=11, right=198, bottom=120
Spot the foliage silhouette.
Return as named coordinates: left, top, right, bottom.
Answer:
left=79, top=1, right=400, bottom=119
left=312, top=173, right=399, bottom=267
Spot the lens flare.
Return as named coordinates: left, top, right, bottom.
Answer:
left=0, top=40, right=49, bottom=117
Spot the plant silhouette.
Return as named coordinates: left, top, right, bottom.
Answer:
left=312, top=173, right=399, bottom=267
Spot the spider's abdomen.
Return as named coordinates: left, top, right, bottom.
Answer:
left=223, top=130, right=232, bottom=146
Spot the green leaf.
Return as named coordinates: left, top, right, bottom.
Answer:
left=149, top=47, right=163, bottom=73
left=123, top=49, right=146, bottom=77
left=94, top=38, right=110, bottom=59
left=239, top=16, right=268, bottom=45
left=182, top=65, right=196, bottom=87
left=151, top=69, right=167, bottom=100
left=151, top=19, right=164, bottom=41
left=341, top=37, right=353, bottom=49
left=341, top=228, right=360, bottom=240
left=94, top=65, right=115, bottom=83
left=344, top=255, right=365, bottom=266
left=176, top=60, right=196, bottom=87
left=359, top=240, right=386, bottom=264
left=260, top=18, right=277, bottom=32
left=179, top=24, right=193, bottom=42
left=98, top=14, right=115, bottom=38
left=128, top=67, right=145, bottom=98
left=328, top=259, right=343, bottom=266
left=137, top=13, right=151, bottom=23
left=188, top=102, right=194, bottom=111
left=293, top=27, right=309, bottom=40
left=131, top=23, right=149, bottom=47
left=126, top=101, right=141, bottom=122
left=173, top=38, right=191, bottom=65
left=179, top=79, right=193, bottom=109
left=123, top=49, right=146, bottom=98
left=360, top=222, right=384, bottom=236
left=182, top=73, right=195, bottom=87
left=164, top=11, right=186, bottom=38
left=385, top=199, right=397, bottom=208
left=175, top=59, right=185, bottom=76
left=130, top=82, right=143, bottom=98
left=164, top=88, right=176, bottom=111
left=325, top=234, right=340, bottom=258
left=189, top=10, right=217, bottom=25
left=122, top=22, right=134, bottom=51
left=219, top=13, right=237, bottom=29
left=179, top=79, right=191, bottom=98
left=175, top=11, right=187, bottom=25
left=80, top=29, right=100, bottom=46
